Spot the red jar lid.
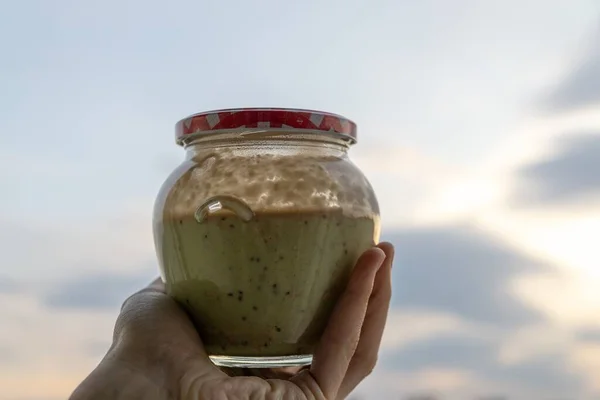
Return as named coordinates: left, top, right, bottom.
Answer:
left=175, top=108, right=357, bottom=145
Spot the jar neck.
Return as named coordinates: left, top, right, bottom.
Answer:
left=182, top=132, right=352, bottom=159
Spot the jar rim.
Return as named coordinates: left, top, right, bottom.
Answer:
left=175, top=107, right=357, bottom=146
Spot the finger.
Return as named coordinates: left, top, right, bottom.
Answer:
left=147, top=277, right=166, bottom=292
left=309, top=247, right=386, bottom=399
left=115, top=277, right=165, bottom=314
left=337, top=242, right=394, bottom=399
left=115, top=278, right=200, bottom=352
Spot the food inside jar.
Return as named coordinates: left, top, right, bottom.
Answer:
left=160, top=210, right=377, bottom=356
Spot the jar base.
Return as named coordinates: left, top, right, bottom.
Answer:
left=209, top=354, right=313, bottom=368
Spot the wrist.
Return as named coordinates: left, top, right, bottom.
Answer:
left=69, top=343, right=179, bottom=400
left=68, top=359, right=143, bottom=400
left=107, top=335, right=205, bottom=397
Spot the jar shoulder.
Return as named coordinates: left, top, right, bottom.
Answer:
left=154, top=153, right=379, bottom=221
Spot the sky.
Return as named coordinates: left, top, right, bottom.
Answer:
left=1, top=0, right=600, bottom=399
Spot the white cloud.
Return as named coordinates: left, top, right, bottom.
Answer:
left=0, top=292, right=116, bottom=399
left=380, top=309, right=495, bottom=352
left=414, top=107, right=600, bottom=223
left=352, top=145, right=466, bottom=227
left=496, top=323, right=600, bottom=397
left=570, top=343, right=600, bottom=394
left=356, top=368, right=499, bottom=400
left=513, top=271, right=600, bottom=330
left=361, top=102, right=600, bottom=398
left=0, top=198, right=156, bottom=281
left=353, top=145, right=464, bottom=186
left=498, top=323, right=574, bottom=366
left=404, top=106, right=600, bottom=333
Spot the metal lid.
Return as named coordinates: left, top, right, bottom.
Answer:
left=175, top=108, right=357, bottom=145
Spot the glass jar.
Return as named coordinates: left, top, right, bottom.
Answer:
left=153, top=108, right=380, bottom=368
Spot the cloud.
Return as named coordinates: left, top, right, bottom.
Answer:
left=380, top=309, right=491, bottom=352
left=576, top=327, right=600, bottom=343
left=0, top=346, right=16, bottom=363
left=545, top=25, right=600, bottom=112
left=0, top=201, right=155, bottom=282
left=355, top=368, right=480, bottom=400
left=0, top=292, right=116, bottom=400
left=0, top=275, right=19, bottom=294
left=372, top=227, right=595, bottom=397
left=381, top=335, right=584, bottom=399
left=384, top=334, right=493, bottom=371
left=513, top=133, right=600, bottom=206
left=42, top=267, right=156, bottom=310
left=384, top=225, right=549, bottom=327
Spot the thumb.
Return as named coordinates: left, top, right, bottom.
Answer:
left=112, top=278, right=207, bottom=360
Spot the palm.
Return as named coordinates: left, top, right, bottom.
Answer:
left=180, top=365, right=314, bottom=399
left=71, top=244, right=394, bottom=400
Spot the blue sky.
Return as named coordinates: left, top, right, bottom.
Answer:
left=1, top=1, right=600, bottom=399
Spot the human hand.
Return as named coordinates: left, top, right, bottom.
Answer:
left=69, top=243, right=394, bottom=400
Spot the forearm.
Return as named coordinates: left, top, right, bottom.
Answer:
left=69, top=300, right=197, bottom=400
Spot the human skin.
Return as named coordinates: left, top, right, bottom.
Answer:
left=69, top=243, right=394, bottom=400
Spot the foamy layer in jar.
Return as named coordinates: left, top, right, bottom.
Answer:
left=159, top=149, right=379, bottom=220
